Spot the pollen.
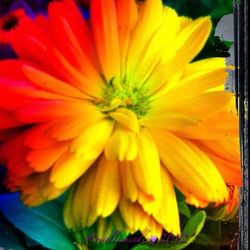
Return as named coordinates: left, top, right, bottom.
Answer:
left=98, top=79, right=152, bottom=118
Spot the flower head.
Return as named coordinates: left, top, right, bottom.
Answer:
left=0, top=0, right=51, bottom=59
left=0, top=0, right=50, bottom=17
left=0, top=0, right=241, bottom=239
left=0, top=9, right=25, bottom=43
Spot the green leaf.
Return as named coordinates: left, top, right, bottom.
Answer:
left=91, top=243, right=120, bottom=250
left=25, top=236, right=40, bottom=248
left=131, top=211, right=206, bottom=250
left=178, top=202, right=191, bottom=219
left=175, top=189, right=185, bottom=202
left=0, top=192, right=75, bottom=250
left=0, top=219, right=25, bottom=250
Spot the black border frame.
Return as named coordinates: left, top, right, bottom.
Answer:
left=234, top=0, right=249, bottom=249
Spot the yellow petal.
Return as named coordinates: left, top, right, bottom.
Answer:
left=63, top=186, right=75, bottom=229
left=163, top=91, right=232, bottom=116
left=71, top=119, right=114, bottom=159
left=66, top=168, right=98, bottom=228
left=155, top=17, right=211, bottom=88
left=151, top=56, right=228, bottom=101
left=91, top=156, right=121, bottom=217
left=149, top=70, right=183, bottom=99
left=177, top=110, right=239, bottom=140
left=153, top=168, right=180, bottom=236
left=141, top=112, right=200, bottom=131
left=149, top=92, right=233, bottom=126
left=179, top=16, right=193, bottom=29
left=139, top=7, right=180, bottom=91
left=109, top=108, right=140, bottom=133
left=105, top=125, right=138, bottom=161
left=183, top=57, right=227, bottom=76
left=174, top=179, right=209, bottom=208
left=143, top=217, right=163, bottom=240
left=119, top=199, right=149, bottom=232
left=176, top=69, right=228, bottom=97
left=171, top=17, right=212, bottom=72
left=137, top=191, right=160, bottom=216
left=151, top=129, right=228, bottom=203
left=119, top=161, right=139, bottom=202
left=157, top=67, right=228, bottom=104
left=126, top=0, right=163, bottom=82
left=185, top=195, right=209, bottom=208
left=132, top=128, right=162, bottom=200
left=50, top=151, right=94, bottom=188
left=97, top=217, right=113, bottom=239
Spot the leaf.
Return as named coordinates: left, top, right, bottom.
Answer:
left=0, top=218, right=25, bottom=250
left=173, top=211, right=206, bottom=249
left=178, top=202, right=191, bottom=219
left=91, top=243, right=120, bottom=250
left=175, top=188, right=185, bottom=202
left=0, top=192, right=75, bottom=250
left=131, top=211, right=206, bottom=250
left=25, top=236, right=40, bottom=248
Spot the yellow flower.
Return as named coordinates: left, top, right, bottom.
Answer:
left=0, top=0, right=241, bottom=239
left=62, top=0, right=241, bottom=238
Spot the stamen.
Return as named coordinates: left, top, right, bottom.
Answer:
left=98, top=79, right=151, bottom=118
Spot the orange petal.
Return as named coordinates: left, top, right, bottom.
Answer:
left=115, top=0, right=138, bottom=81
left=91, top=0, right=120, bottom=83
left=48, top=1, right=103, bottom=95
left=26, top=142, right=68, bottom=172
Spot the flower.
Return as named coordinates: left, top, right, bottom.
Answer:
left=0, top=9, right=26, bottom=43
left=0, top=0, right=50, bottom=17
left=0, top=0, right=241, bottom=239
left=0, top=0, right=51, bottom=59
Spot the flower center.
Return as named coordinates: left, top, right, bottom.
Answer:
left=98, top=79, right=151, bottom=118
